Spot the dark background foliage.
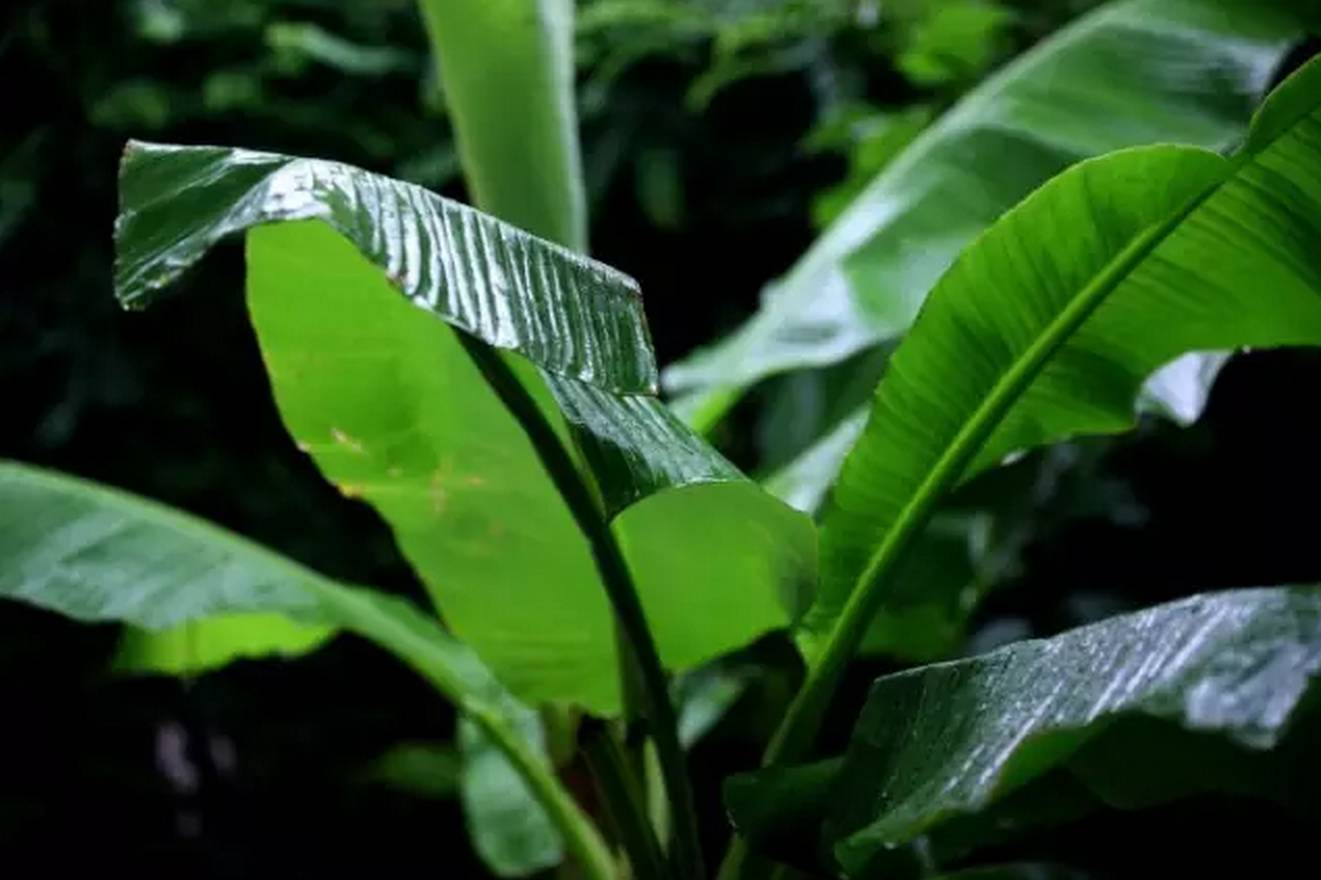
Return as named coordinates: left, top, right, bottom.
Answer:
left=2, top=0, right=1319, bottom=875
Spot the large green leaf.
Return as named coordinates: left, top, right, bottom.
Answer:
left=114, top=142, right=814, bottom=713
left=766, top=355, right=1220, bottom=663
left=664, top=0, right=1310, bottom=419
left=800, top=56, right=1321, bottom=662
left=0, top=459, right=616, bottom=878
left=821, top=587, right=1321, bottom=875
left=417, top=0, right=585, bottom=250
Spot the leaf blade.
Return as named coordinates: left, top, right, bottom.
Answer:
left=824, top=587, right=1321, bottom=873
left=804, top=57, right=1321, bottom=659
left=664, top=0, right=1309, bottom=411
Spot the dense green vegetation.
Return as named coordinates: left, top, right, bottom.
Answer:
left=3, top=1, right=1320, bottom=876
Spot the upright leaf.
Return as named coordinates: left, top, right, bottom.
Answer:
left=665, top=0, right=1309, bottom=419
left=417, top=0, right=585, bottom=250
left=114, top=142, right=815, bottom=713
left=801, top=57, right=1321, bottom=662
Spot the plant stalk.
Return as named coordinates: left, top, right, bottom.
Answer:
left=583, top=718, right=671, bottom=880
left=459, top=332, right=703, bottom=880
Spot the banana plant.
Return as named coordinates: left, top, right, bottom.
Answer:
left=3, top=8, right=1321, bottom=880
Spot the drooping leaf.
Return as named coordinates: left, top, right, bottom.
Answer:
left=800, top=56, right=1321, bottom=659
left=820, top=587, right=1321, bottom=875
left=114, top=142, right=815, bottom=713
left=0, top=460, right=517, bottom=716
left=0, top=459, right=615, bottom=878
left=417, top=0, right=586, bottom=250
left=664, top=0, right=1310, bottom=419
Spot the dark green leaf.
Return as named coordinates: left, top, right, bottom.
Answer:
left=824, top=587, right=1321, bottom=874
left=0, top=459, right=616, bottom=878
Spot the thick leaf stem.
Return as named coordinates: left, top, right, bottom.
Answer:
left=583, top=718, right=672, bottom=880
left=459, top=332, right=703, bottom=880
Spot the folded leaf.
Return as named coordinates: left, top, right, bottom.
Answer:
left=822, top=587, right=1321, bottom=875
left=802, top=56, right=1321, bottom=659
left=114, top=142, right=814, bottom=712
left=664, top=0, right=1308, bottom=416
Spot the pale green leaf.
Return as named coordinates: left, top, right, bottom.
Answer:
left=665, top=0, right=1309, bottom=415
left=418, top=0, right=585, bottom=250
left=802, top=56, right=1321, bottom=658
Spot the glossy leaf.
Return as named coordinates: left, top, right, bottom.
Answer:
left=766, top=353, right=1222, bottom=662
left=801, top=56, right=1321, bottom=661
left=823, top=587, right=1321, bottom=875
left=114, top=142, right=814, bottom=712
left=417, top=0, right=584, bottom=250
left=664, top=0, right=1308, bottom=416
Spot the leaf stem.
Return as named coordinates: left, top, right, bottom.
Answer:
left=459, top=332, right=703, bottom=880
left=583, top=718, right=672, bottom=880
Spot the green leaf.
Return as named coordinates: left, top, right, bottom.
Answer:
left=896, top=0, right=1014, bottom=88
left=664, top=0, right=1309, bottom=414
left=417, top=0, right=586, bottom=250
left=765, top=353, right=1223, bottom=662
left=460, top=716, right=565, bottom=877
left=800, top=56, right=1321, bottom=661
left=115, top=613, right=335, bottom=675
left=114, top=142, right=814, bottom=713
left=821, top=587, right=1321, bottom=875
left=362, top=740, right=463, bottom=799
left=0, top=459, right=508, bottom=716
left=0, top=459, right=616, bottom=879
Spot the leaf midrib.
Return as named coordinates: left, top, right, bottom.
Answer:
left=812, top=68, right=1321, bottom=683
left=810, top=177, right=1221, bottom=678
